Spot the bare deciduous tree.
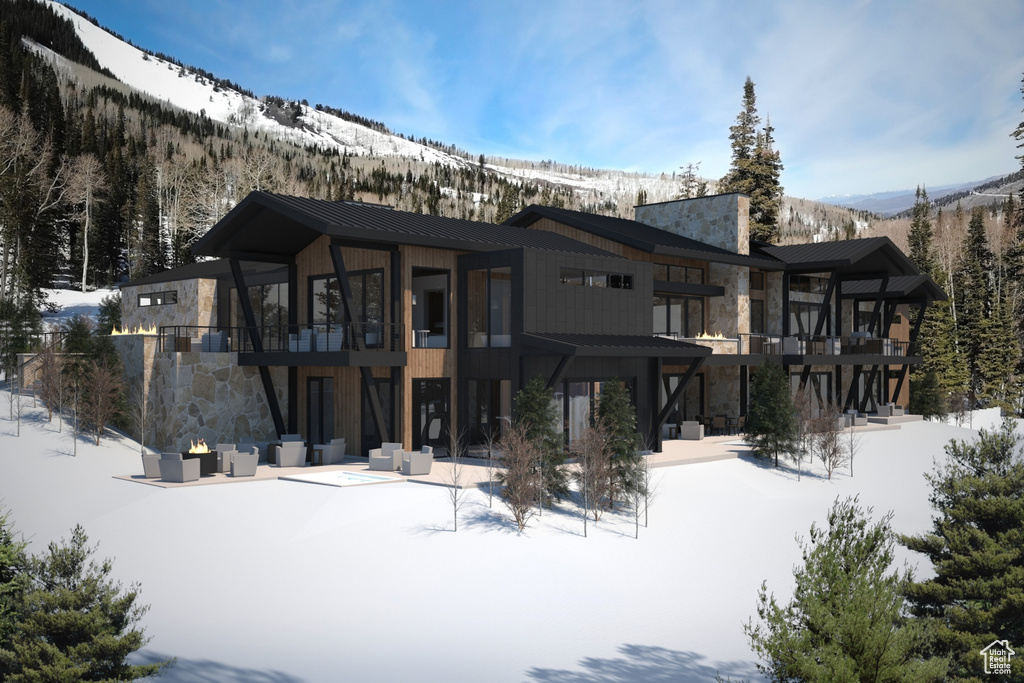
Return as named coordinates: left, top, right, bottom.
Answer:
left=572, top=426, right=611, bottom=532
left=67, top=154, right=106, bottom=292
left=127, top=376, right=149, bottom=455
left=85, top=361, right=123, bottom=446
left=812, top=405, right=848, bottom=480
left=444, top=427, right=468, bottom=532
left=36, top=339, right=65, bottom=422
left=497, top=423, right=540, bottom=532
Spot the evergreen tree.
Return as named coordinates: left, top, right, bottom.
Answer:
left=910, top=367, right=946, bottom=420
left=1, top=525, right=171, bottom=680
left=900, top=419, right=1024, bottom=681
left=596, top=379, right=642, bottom=508
left=719, top=77, right=784, bottom=244
left=0, top=507, right=29, bottom=678
left=514, top=376, right=568, bottom=504
left=746, top=361, right=797, bottom=467
left=908, top=187, right=937, bottom=278
left=745, top=497, right=947, bottom=683
left=954, top=208, right=994, bottom=407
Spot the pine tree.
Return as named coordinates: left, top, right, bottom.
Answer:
left=745, top=497, right=947, bottom=682
left=719, top=77, right=784, bottom=243
left=0, top=507, right=29, bottom=678
left=746, top=361, right=797, bottom=467
left=1, top=524, right=171, bottom=680
left=908, top=187, right=937, bottom=278
left=514, top=376, right=568, bottom=505
left=954, top=208, right=994, bottom=406
left=900, top=419, right=1024, bottom=681
left=596, top=380, right=641, bottom=508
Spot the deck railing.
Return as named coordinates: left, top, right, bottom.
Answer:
left=737, top=333, right=908, bottom=356
left=158, top=323, right=405, bottom=354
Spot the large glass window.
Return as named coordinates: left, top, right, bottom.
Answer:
left=750, top=299, right=765, bottom=334
left=309, top=269, right=383, bottom=327
left=468, top=379, right=512, bottom=444
left=412, top=267, right=450, bottom=348
left=467, top=267, right=512, bottom=348
left=653, top=295, right=704, bottom=337
left=653, top=264, right=704, bottom=284
left=557, top=380, right=631, bottom=445
left=230, top=282, right=289, bottom=350
left=790, top=301, right=826, bottom=336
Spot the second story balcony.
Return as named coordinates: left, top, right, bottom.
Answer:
left=655, top=332, right=911, bottom=360
left=158, top=323, right=406, bottom=367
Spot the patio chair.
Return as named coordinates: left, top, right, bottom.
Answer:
left=215, top=444, right=237, bottom=473
left=200, top=331, right=227, bottom=352
left=324, top=325, right=345, bottom=352
left=276, top=441, right=307, bottom=468
left=712, top=415, right=726, bottom=435
left=402, top=449, right=433, bottom=476
left=230, top=451, right=259, bottom=477
left=314, top=437, right=346, bottom=465
left=378, top=442, right=402, bottom=470
left=368, top=448, right=395, bottom=471
left=678, top=421, right=703, bottom=440
left=141, top=453, right=161, bottom=478
left=158, top=453, right=200, bottom=483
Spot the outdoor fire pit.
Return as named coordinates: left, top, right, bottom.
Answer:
left=182, top=439, right=217, bottom=476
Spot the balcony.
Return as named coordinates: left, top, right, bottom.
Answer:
left=158, top=323, right=406, bottom=367
left=739, top=333, right=908, bottom=357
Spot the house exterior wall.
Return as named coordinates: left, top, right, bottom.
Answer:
left=114, top=335, right=287, bottom=450
left=121, top=278, right=217, bottom=332
left=523, top=250, right=650, bottom=336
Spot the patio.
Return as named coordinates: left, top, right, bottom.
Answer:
left=115, top=419, right=909, bottom=490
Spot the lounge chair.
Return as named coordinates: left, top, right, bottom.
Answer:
left=141, top=453, right=161, bottom=478
left=368, top=448, right=396, bottom=471
left=401, top=449, right=433, bottom=476
left=230, top=451, right=259, bottom=477
left=678, top=421, right=704, bottom=440
left=276, top=441, right=306, bottom=468
left=314, top=438, right=346, bottom=465
left=158, top=453, right=200, bottom=483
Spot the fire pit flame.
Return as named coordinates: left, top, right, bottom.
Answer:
left=188, top=439, right=211, bottom=454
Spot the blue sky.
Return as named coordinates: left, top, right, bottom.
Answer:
left=73, top=0, right=1024, bottom=199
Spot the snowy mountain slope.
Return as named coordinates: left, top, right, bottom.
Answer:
left=43, top=0, right=680, bottom=207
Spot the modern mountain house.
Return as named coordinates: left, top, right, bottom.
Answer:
left=114, top=191, right=943, bottom=455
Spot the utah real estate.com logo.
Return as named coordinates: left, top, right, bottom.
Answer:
left=980, top=639, right=1015, bottom=676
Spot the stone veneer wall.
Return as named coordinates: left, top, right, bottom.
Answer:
left=635, top=195, right=750, bottom=417
left=633, top=194, right=750, bottom=255
left=121, top=278, right=217, bottom=332
left=113, top=335, right=286, bottom=450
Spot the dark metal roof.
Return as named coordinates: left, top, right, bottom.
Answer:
left=840, top=274, right=947, bottom=302
left=506, top=204, right=782, bottom=269
left=120, top=259, right=287, bottom=288
left=192, top=192, right=617, bottom=260
left=519, top=332, right=712, bottom=358
left=759, top=237, right=922, bottom=278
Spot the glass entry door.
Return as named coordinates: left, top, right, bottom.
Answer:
left=412, top=379, right=449, bottom=450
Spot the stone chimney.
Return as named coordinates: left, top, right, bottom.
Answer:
left=633, top=194, right=750, bottom=255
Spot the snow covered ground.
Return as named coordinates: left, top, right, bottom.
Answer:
left=0, top=394, right=1013, bottom=682
left=40, top=287, right=117, bottom=329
